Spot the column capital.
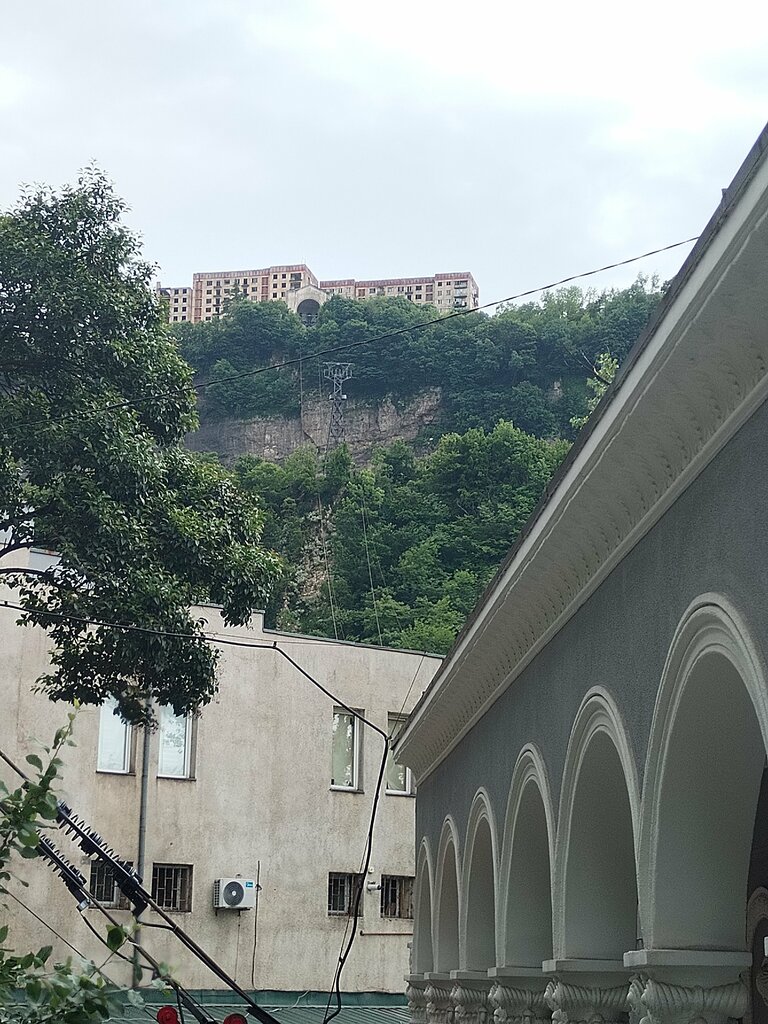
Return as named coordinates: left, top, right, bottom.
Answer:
left=407, top=976, right=431, bottom=1024
left=490, top=974, right=551, bottom=1024
left=426, top=977, right=456, bottom=1024
left=627, top=975, right=748, bottom=1024
left=544, top=977, right=629, bottom=1024
left=452, top=976, right=493, bottom=1024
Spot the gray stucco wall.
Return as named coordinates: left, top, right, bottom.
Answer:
left=417, top=393, right=768, bottom=857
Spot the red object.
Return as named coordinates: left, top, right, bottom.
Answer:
left=156, top=1008, right=180, bottom=1024
left=223, top=1015, right=248, bottom=1024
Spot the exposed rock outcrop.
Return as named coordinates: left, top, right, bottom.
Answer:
left=185, top=388, right=443, bottom=464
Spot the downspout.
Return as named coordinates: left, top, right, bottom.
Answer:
left=133, top=724, right=151, bottom=988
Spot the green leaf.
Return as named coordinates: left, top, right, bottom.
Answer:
left=25, top=753, right=43, bottom=771
left=106, top=925, right=126, bottom=952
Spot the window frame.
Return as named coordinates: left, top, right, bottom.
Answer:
left=331, top=706, right=362, bottom=792
left=151, top=863, right=193, bottom=913
left=89, top=860, right=133, bottom=909
left=157, top=707, right=196, bottom=780
left=327, top=871, right=365, bottom=917
left=380, top=874, right=414, bottom=920
left=385, top=714, right=413, bottom=796
left=96, top=698, right=133, bottom=775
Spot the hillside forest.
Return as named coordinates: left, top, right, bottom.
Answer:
left=176, top=278, right=663, bottom=652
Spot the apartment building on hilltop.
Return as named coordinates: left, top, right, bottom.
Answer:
left=156, top=264, right=479, bottom=323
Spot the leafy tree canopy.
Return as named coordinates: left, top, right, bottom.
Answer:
left=0, top=170, right=281, bottom=724
left=234, top=424, right=569, bottom=653
left=178, top=277, right=663, bottom=439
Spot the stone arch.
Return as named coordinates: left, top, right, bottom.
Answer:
left=640, top=595, right=768, bottom=951
left=433, top=817, right=461, bottom=972
left=413, top=838, right=435, bottom=973
left=498, top=744, right=556, bottom=967
left=460, top=789, right=499, bottom=970
left=554, top=687, right=640, bottom=959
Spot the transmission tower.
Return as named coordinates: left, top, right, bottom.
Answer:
left=323, top=362, right=353, bottom=450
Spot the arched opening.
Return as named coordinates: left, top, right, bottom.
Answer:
left=413, top=843, right=434, bottom=973
left=297, top=298, right=320, bottom=326
left=435, top=826, right=460, bottom=972
left=464, top=815, right=496, bottom=969
left=504, top=776, right=553, bottom=966
left=649, top=649, right=765, bottom=950
left=559, top=695, right=638, bottom=960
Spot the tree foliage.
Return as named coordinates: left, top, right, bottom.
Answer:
left=0, top=170, right=281, bottom=724
left=0, top=718, right=130, bottom=1022
left=178, top=277, right=663, bottom=439
left=235, top=424, right=569, bottom=652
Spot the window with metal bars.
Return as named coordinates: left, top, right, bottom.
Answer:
left=380, top=875, right=414, bottom=919
left=89, top=861, right=133, bottom=909
left=327, top=872, right=364, bottom=916
left=152, top=863, right=193, bottom=912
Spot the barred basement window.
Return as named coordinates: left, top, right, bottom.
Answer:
left=152, top=864, right=193, bottom=912
left=380, top=875, right=414, bottom=919
left=327, top=872, right=364, bottom=916
left=89, top=861, right=132, bottom=909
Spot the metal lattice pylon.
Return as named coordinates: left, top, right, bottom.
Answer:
left=323, top=362, right=353, bottom=450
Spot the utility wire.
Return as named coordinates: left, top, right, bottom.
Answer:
left=0, top=595, right=384, bottom=735
left=13, top=237, right=698, bottom=432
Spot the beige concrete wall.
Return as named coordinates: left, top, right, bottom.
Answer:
left=0, top=586, right=440, bottom=994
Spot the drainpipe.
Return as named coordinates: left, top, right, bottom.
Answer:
left=133, top=724, right=151, bottom=988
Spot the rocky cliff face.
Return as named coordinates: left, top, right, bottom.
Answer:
left=185, top=388, right=443, bottom=464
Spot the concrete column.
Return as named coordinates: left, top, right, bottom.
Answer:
left=407, top=975, right=430, bottom=1024
left=425, top=974, right=456, bottom=1024
left=623, top=950, right=750, bottom=1024
left=450, top=972, right=494, bottom=1024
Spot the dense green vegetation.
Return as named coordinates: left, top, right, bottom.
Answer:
left=176, top=277, right=662, bottom=440
left=235, top=426, right=567, bottom=651
left=0, top=170, right=280, bottom=725
left=176, top=279, right=664, bottom=652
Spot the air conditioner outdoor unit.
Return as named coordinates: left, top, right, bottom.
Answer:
left=213, top=877, right=258, bottom=910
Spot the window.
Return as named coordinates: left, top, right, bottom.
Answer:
left=89, top=860, right=132, bottom=908
left=158, top=705, right=194, bottom=778
left=97, top=699, right=132, bottom=773
left=332, top=707, right=360, bottom=789
left=380, top=875, right=414, bottom=919
left=386, top=714, right=412, bottom=794
left=327, top=872, right=364, bottom=916
left=152, top=864, right=192, bottom=912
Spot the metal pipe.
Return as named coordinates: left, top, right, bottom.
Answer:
left=133, top=724, right=150, bottom=988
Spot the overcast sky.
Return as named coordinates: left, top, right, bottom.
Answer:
left=2, top=0, right=767, bottom=306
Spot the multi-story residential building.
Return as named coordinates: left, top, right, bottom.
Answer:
left=0, top=556, right=440, bottom=1015
left=156, top=266, right=479, bottom=323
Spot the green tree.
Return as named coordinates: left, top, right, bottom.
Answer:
left=0, top=717, right=132, bottom=1022
left=0, top=170, right=281, bottom=725
left=570, top=351, right=619, bottom=430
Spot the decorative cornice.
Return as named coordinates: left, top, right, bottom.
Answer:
left=398, top=146, right=768, bottom=784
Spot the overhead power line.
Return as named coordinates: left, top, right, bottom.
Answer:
left=14, top=237, right=698, bottom=432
